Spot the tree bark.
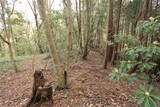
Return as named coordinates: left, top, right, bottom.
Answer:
left=75, top=0, right=83, bottom=53
left=27, top=0, right=44, bottom=53
left=0, top=0, right=18, bottom=72
left=104, top=0, right=114, bottom=69
left=27, top=70, right=53, bottom=107
left=64, top=0, right=73, bottom=69
left=111, top=0, right=122, bottom=64
left=139, top=0, right=151, bottom=44
left=37, top=0, right=67, bottom=89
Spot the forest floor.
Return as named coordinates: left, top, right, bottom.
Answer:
left=0, top=51, right=143, bottom=107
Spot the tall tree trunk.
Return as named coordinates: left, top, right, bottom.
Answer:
left=64, top=0, right=73, bottom=69
left=8, top=24, right=18, bottom=72
left=115, top=0, right=122, bottom=35
left=82, top=0, right=94, bottom=60
left=75, top=0, right=82, bottom=53
left=104, top=0, right=114, bottom=69
left=131, top=21, right=137, bottom=35
left=139, top=0, right=151, bottom=45
left=8, top=44, right=18, bottom=72
left=27, top=0, right=43, bottom=53
left=9, top=24, right=17, bottom=56
left=35, top=14, right=43, bottom=53
left=37, top=0, right=67, bottom=89
left=0, top=0, right=18, bottom=72
left=125, top=19, right=130, bottom=35
left=111, top=0, right=122, bottom=64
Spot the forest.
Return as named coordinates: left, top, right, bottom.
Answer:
left=0, top=0, right=160, bottom=107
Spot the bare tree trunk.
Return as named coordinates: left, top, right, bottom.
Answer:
left=8, top=24, right=17, bottom=56
left=104, top=0, right=114, bottom=69
left=7, top=16, right=17, bottom=71
left=111, top=0, right=122, bottom=64
left=27, top=0, right=44, bottom=53
left=139, top=0, right=151, bottom=45
left=75, top=0, right=83, bottom=53
left=35, top=14, right=43, bottom=53
left=115, top=0, right=122, bottom=35
left=8, top=44, right=18, bottom=72
left=37, top=0, right=67, bottom=89
left=64, top=0, right=73, bottom=69
left=82, top=0, right=95, bottom=60
left=0, top=0, right=18, bottom=72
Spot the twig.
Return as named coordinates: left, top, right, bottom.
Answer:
left=0, top=30, right=10, bottom=45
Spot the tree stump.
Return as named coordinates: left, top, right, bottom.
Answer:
left=27, top=70, right=53, bottom=107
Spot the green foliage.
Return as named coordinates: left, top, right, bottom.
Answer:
left=43, top=54, right=51, bottom=60
left=114, top=34, right=140, bottom=47
left=16, top=36, right=36, bottom=55
left=119, top=43, right=160, bottom=73
left=109, top=44, right=160, bottom=82
left=134, top=85, right=160, bottom=107
left=109, top=67, right=137, bottom=83
left=138, top=73, right=151, bottom=83
left=109, top=68, right=128, bottom=82
left=107, top=41, right=114, bottom=46
left=137, top=17, right=160, bottom=36
left=124, top=0, right=141, bottom=22
left=110, top=17, right=160, bottom=107
left=8, top=11, right=26, bottom=25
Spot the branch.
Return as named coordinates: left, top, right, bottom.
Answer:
left=0, top=30, right=10, bottom=45
left=49, top=0, right=55, bottom=9
left=63, top=0, right=67, bottom=7
left=27, top=0, right=36, bottom=15
left=8, top=0, right=16, bottom=17
left=39, top=22, right=43, bottom=29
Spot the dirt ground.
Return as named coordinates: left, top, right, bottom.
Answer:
left=0, top=52, right=143, bottom=107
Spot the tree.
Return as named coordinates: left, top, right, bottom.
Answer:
left=82, top=0, right=97, bottom=60
left=104, top=0, right=114, bottom=69
left=27, top=0, right=44, bottom=53
left=75, top=0, right=83, bottom=53
left=124, top=0, right=142, bottom=35
left=139, top=0, right=152, bottom=45
left=0, top=0, right=18, bottom=72
left=37, top=0, right=67, bottom=89
left=63, top=0, right=73, bottom=69
left=111, top=0, right=122, bottom=64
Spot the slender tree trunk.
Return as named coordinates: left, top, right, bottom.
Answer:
left=139, top=0, right=151, bottom=44
left=115, top=0, right=122, bottom=35
left=8, top=44, right=18, bottom=72
left=155, top=0, right=158, bottom=16
left=0, top=0, right=18, bottom=72
left=8, top=23, right=17, bottom=56
left=125, top=19, right=130, bottom=35
left=131, top=22, right=135, bottom=35
left=8, top=24, right=18, bottom=71
left=111, top=0, right=122, bottom=64
left=64, top=0, right=73, bottom=69
left=75, top=0, right=82, bottom=53
left=104, top=0, right=114, bottom=69
left=27, top=0, right=43, bottom=53
left=37, top=0, right=67, bottom=89
left=96, top=18, right=103, bottom=48
left=35, top=14, right=43, bottom=53
left=82, top=0, right=94, bottom=60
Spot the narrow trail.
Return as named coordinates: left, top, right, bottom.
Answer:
left=0, top=52, right=142, bottom=107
